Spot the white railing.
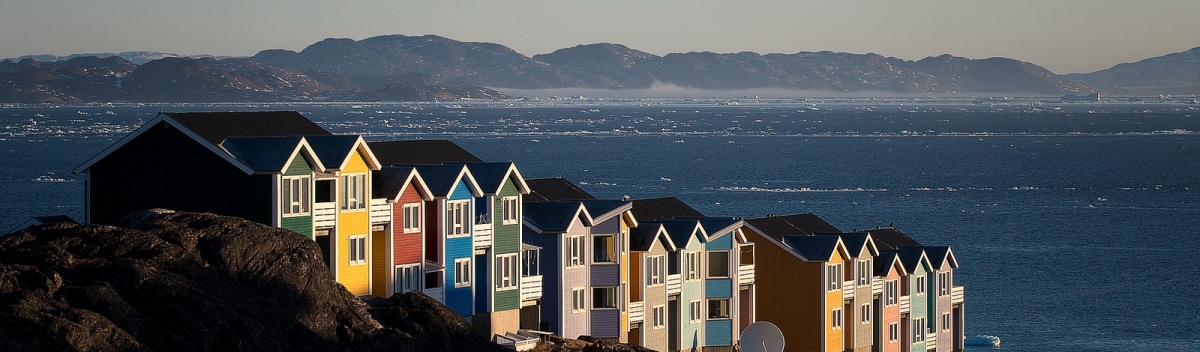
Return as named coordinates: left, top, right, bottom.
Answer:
left=872, top=277, right=883, bottom=295
left=370, top=198, right=390, bottom=224
left=843, top=280, right=856, bottom=300
left=629, top=301, right=645, bottom=323
left=926, top=331, right=937, bottom=349
left=900, top=295, right=911, bottom=314
left=424, top=287, right=445, bottom=304
left=520, top=275, right=542, bottom=301
left=951, top=286, right=964, bottom=304
left=666, top=274, right=682, bottom=295
left=314, top=202, right=336, bottom=228
left=738, top=264, right=755, bottom=284
left=473, top=225, right=493, bottom=248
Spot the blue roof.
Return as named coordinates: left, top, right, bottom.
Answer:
left=889, top=248, right=930, bottom=274
left=220, top=136, right=307, bottom=172
left=402, top=164, right=471, bottom=197
left=462, top=162, right=527, bottom=195
left=304, top=135, right=362, bottom=171
left=656, top=220, right=704, bottom=249
left=816, top=232, right=874, bottom=257
left=523, top=201, right=588, bottom=233
left=372, top=166, right=420, bottom=200
left=781, top=235, right=841, bottom=261
left=697, top=218, right=743, bottom=239
left=580, top=200, right=632, bottom=223
left=630, top=223, right=672, bottom=252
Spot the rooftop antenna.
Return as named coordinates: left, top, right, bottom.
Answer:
left=740, top=321, right=785, bottom=352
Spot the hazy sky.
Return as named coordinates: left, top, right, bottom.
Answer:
left=2, top=0, right=1198, bottom=74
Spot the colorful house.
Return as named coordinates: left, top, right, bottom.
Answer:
left=656, top=219, right=708, bottom=352
left=627, top=222, right=676, bottom=351
left=873, top=252, right=907, bottom=352
left=817, top=232, right=880, bottom=352
left=462, top=162, right=533, bottom=337
left=371, top=166, right=433, bottom=297
left=579, top=200, right=636, bottom=342
left=402, top=164, right=483, bottom=316
left=522, top=201, right=594, bottom=339
left=697, top=218, right=753, bottom=352
left=306, top=135, right=383, bottom=297
left=869, top=227, right=965, bottom=352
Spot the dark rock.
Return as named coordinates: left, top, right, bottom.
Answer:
left=0, top=209, right=506, bottom=351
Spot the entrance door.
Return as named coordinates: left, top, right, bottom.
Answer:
left=668, top=296, right=680, bottom=352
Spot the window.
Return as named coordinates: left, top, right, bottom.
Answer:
left=708, top=251, right=729, bottom=278
left=647, top=255, right=665, bottom=285
left=857, top=259, right=871, bottom=286
left=689, top=300, right=703, bottom=322
left=827, top=263, right=843, bottom=291
left=685, top=251, right=701, bottom=280
left=708, top=299, right=730, bottom=320
left=885, top=280, right=898, bottom=306
left=831, top=308, right=843, bottom=330
left=912, top=317, right=926, bottom=342
left=522, top=248, right=540, bottom=276
left=572, top=288, right=586, bottom=312
left=566, top=236, right=585, bottom=267
left=454, top=259, right=471, bottom=288
left=447, top=201, right=469, bottom=236
left=942, top=313, right=952, bottom=332
left=888, top=322, right=899, bottom=342
left=860, top=303, right=871, bottom=324
left=915, top=275, right=926, bottom=295
left=652, top=305, right=666, bottom=329
left=594, top=235, right=615, bottom=263
left=938, top=272, right=950, bottom=296
left=395, top=264, right=420, bottom=293
left=340, top=173, right=366, bottom=211
left=501, top=196, right=519, bottom=225
left=496, top=254, right=519, bottom=290
left=402, top=203, right=421, bottom=233
left=593, top=287, right=616, bottom=309
left=282, top=176, right=311, bottom=216
left=739, top=244, right=754, bottom=265
left=348, top=235, right=367, bottom=265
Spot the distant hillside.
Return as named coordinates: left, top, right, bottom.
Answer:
left=1065, top=47, right=1200, bottom=95
left=11, top=51, right=230, bottom=65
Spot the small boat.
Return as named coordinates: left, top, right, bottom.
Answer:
left=964, top=335, right=1001, bottom=347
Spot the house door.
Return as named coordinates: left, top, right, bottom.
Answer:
left=315, top=231, right=332, bottom=270
left=475, top=252, right=489, bottom=313
left=668, top=295, right=680, bottom=352
left=739, top=286, right=752, bottom=333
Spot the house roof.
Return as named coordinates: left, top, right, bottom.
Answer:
left=304, top=135, right=381, bottom=172
left=630, top=197, right=705, bottom=222
left=525, top=177, right=595, bottom=201
left=580, top=200, right=632, bottom=224
left=522, top=201, right=591, bottom=234
left=889, top=248, right=932, bottom=274
left=366, top=140, right=482, bottom=165
left=220, top=136, right=324, bottom=174
left=866, top=227, right=922, bottom=250
left=744, top=213, right=840, bottom=241
left=816, top=232, right=878, bottom=258
left=629, top=222, right=676, bottom=252
left=463, top=162, right=530, bottom=196
left=781, top=235, right=845, bottom=262
left=400, top=164, right=481, bottom=198
left=873, top=252, right=904, bottom=277
left=372, top=166, right=432, bottom=202
left=696, top=218, right=745, bottom=242
left=905, top=245, right=959, bottom=270
left=656, top=219, right=707, bottom=249
left=166, top=111, right=331, bottom=145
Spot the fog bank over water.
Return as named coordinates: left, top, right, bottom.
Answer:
left=496, top=82, right=1058, bottom=99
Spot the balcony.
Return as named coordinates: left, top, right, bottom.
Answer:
left=520, top=275, right=542, bottom=301
left=951, top=286, right=964, bottom=304
left=900, top=295, right=911, bottom=314
left=473, top=225, right=493, bottom=249
left=369, top=198, right=390, bottom=224
left=314, top=202, right=336, bottom=228
left=926, top=331, right=937, bottom=349
left=424, top=287, right=445, bottom=304
left=629, top=301, right=645, bottom=323
left=872, top=277, right=883, bottom=295
left=666, top=274, right=682, bottom=295
left=737, top=264, right=754, bottom=284
left=843, top=280, right=855, bottom=300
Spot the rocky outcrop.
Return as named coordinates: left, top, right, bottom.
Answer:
left=0, top=209, right=508, bottom=351
left=1065, top=46, right=1200, bottom=95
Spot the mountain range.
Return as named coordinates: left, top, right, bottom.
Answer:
left=3, top=34, right=1198, bottom=103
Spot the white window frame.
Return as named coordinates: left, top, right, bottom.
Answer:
left=395, top=264, right=420, bottom=293
left=447, top=200, right=470, bottom=237
left=942, top=313, right=952, bottom=332
left=340, top=173, right=367, bottom=211
left=402, top=203, right=421, bottom=233
left=857, top=259, right=871, bottom=286
left=454, top=258, right=471, bottom=288
left=282, top=175, right=311, bottom=216
left=566, top=236, right=585, bottom=267
left=495, top=253, right=519, bottom=291
left=572, top=288, right=587, bottom=312
left=593, top=286, right=617, bottom=309
left=652, top=305, right=666, bottom=329
left=913, top=317, right=926, bottom=343
left=707, top=250, right=729, bottom=278
left=647, top=255, right=665, bottom=286
left=860, top=303, right=871, bottom=324
left=501, top=196, right=519, bottom=225
left=684, top=251, right=702, bottom=281
left=885, top=280, right=898, bottom=306
left=831, top=307, right=843, bottom=330
left=348, top=235, right=367, bottom=265
left=707, top=298, right=730, bottom=320
left=827, top=263, right=843, bottom=291
left=888, top=322, right=899, bottom=342
left=938, top=272, right=950, bottom=296
left=689, top=300, right=702, bottom=322
left=593, top=234, right=616, bottom=263
left=915, top=275, right=926, bottom=295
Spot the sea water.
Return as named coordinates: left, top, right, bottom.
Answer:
left=2, top=100, right=1199, bottom=351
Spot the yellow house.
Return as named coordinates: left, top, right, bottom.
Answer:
left=307, top=135, right=381, bottom=297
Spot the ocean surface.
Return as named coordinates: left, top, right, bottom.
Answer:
left=3, top=99, right=1199, bottom=351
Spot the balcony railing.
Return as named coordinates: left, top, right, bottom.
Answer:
left=737, top=264, right=754, bottom=284
left=314, top=202, right=336, bottom=228
left=900, top=295, right=911, bottom=314
left=951, top=286, right=964, bottom=304
left=666, top=274, right=682, bottom=295
left=424, top=287, right=445, bottom=304
left=843, top=280, right=855, bottom=300
left=926, top=331, right=937, bottom=349
left=370, top=198, right=390, bottom=224
left=872, top=277, right=883, bottom=295
left=520, top=275, right=542, bottom=301
left=473, top=225, right=493, bottom=249
left=629, top=301, right=645, bottom=323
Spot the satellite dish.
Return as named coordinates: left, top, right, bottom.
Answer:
left=740, top=321, right=785, bottom=352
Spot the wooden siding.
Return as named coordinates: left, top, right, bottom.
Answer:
left=705, top=318, right=734, bottom=347
left=281, top=217, right=313, bottom=239
left=825, top=250, right=846, bottom=352
left=393, top=180, right=425, bottom=265
left=371, top=229, right=389, bottom=297
left=336, top=152, right=372, bottom=297
left=619, top=218, right=631, bottom=343
left=881, top=275, right=902, bottom=352
left=88, top=122, right=272, bottom=225
left=590, top=309, right=620, bottom=338
left=908, top=266, right=929, bottom=352
left=705, top=230, right=735, bottom=348
left=524, top=227, right=561, bottom=333
left=444, top=180, right=476, bottom=317
left=848, top=259, right=875, bottom=351
left=280, top=154, right=315, bottom=238
left=932, top=267, right=954, bottom=352
left=561, top=219, right=590, bottom=340
left=493, top=181, right=522, bottom=314
left=678, top=235, right=705, bottom=351
left=744, top=228, right=826, bottom=352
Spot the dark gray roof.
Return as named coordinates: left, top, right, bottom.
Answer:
left=816, top=232, right=873, bottom=257
left=580, top=200, right=632, bottom=223
left=697, top=218, right=743, bottom=238
left=367, top=140, right=482, bottom=165
left=903, top=245, right=957, bottom=270
left=373, top=166, right=419, bottom=200
left=866, top=227, right=922, bottom=250
left=166, top=111, right=331, bottom=145
left=745, top=213, right=840, bottom=241
left=463, top=162, right=519, bottom=195
left=656, top=220, right=703, bottom=249
left=782, top=235, right=841, bottom=261
left=304, top=135, right=362, bottom=170
left=890, top=248, right=929, bottom=274
left=402, top=164, right=468, bottom=197
left=630, top=223, right=669, bottom=252
left=523, top=201, right=587, bottom=233
left=220, top=136, right=306, bottom=172
left=874, top=251, right=900, bottom=277
left=525, top=177, right=595, bottom=201
left=630, top=197, right=705, bottom=222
